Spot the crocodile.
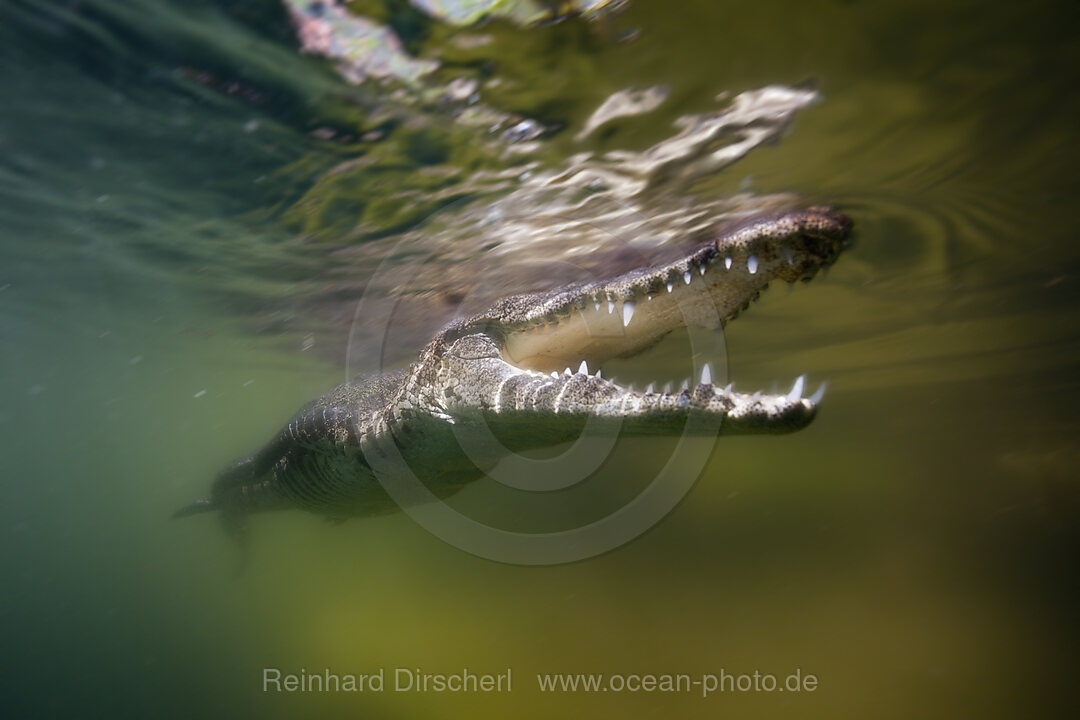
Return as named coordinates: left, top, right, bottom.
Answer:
left=174, top=207, right=852, bottom=544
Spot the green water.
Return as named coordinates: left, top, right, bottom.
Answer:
left=2, top=0, right=1079, bottom=717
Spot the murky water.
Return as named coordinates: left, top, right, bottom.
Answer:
left=3, top=1, right=1078, bottom=717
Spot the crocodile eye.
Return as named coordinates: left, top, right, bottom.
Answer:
left=448, top=334, right=501, bottom=360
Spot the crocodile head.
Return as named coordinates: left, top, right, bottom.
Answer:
left=390, top=207, right=852, bottom=458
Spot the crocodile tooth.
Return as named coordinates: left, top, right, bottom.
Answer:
left=683, top=270, right=692, bottom=285
left=725, top=256, right=733, bottom=270
left=810, top=382, right=827, bottom=403
left=699, top=262, right=707, bottom=276
left=680, top=378, right=689, bottom=391
left=594, top=298, right=601, bottom=311
left=748, top=255, right=759, bottom=274
left=783, top=246, right=795, bottom=265
left=666, top=281, right=674, bottom=293
left=645, top=383, right=655, bottom=393
left=608, top=299, right=615, bottom=314
left=701, top=363, right=712, bottom=385
left=787, top=375, right=805, bottom=401
left=551, top=371, right=558, bottom=378
left=622, top=300, right=635, bottom=327
left=563, top=367, right=572, bottom=376
left=578, top=360, right=588, bottom=375
left=723, top=383, right=734, bottom=394
left=662, top=382, right=672, bottom=394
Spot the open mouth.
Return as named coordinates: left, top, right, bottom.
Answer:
left=467, top=207, right=853, bottom=434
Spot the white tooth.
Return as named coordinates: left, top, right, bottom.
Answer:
left=578, top=360, right=588, bottom=375
left=701, top=362, right=712, bottom=385
left=787, top=375, right=805, bottom=401
left=683, top=270, right=692, bottom=285
left=647, top=294, right=653, bottom=301
left=645, top=383, right=655, bottom=393
left=594, top=299, right=601, bottom=311
left=564, top=367, right=572, bottom=376
left=723, top=383, right=734, bottom=394
left=662, top=382, right=672, bottom=394
left=666, top=281, right=674, bottom=293
left=748, top=255, right=758, bottom=274
left=680, top=378, right=689, bottom=391
left=724, top=256, right=732, bottom=270
left=699, top=262, right=707, bottom=275
left=551, top=371, right=558, bottom=378
left=809, top=382, right=827, bottom=404
left=783, top=246, right=794, bottom=265
left=608, top=299, right=615, bottom=314
left=622, top=300, right=635, bottom=327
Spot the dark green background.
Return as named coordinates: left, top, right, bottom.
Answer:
left=2, top=1, right=1078, bottom=717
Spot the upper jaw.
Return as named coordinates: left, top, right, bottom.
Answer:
left=489, top=207, right=852, bottom=374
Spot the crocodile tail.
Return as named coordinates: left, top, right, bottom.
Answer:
left=172, top=497, right=216, bottom=519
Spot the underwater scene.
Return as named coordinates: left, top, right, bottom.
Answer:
left=2, top=0, right=1078, bottom=717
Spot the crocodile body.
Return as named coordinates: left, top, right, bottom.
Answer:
left=175, top=208, right=852, bottom=541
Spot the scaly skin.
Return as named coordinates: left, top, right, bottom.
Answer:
left=175, top=208, right=853, bottom=541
